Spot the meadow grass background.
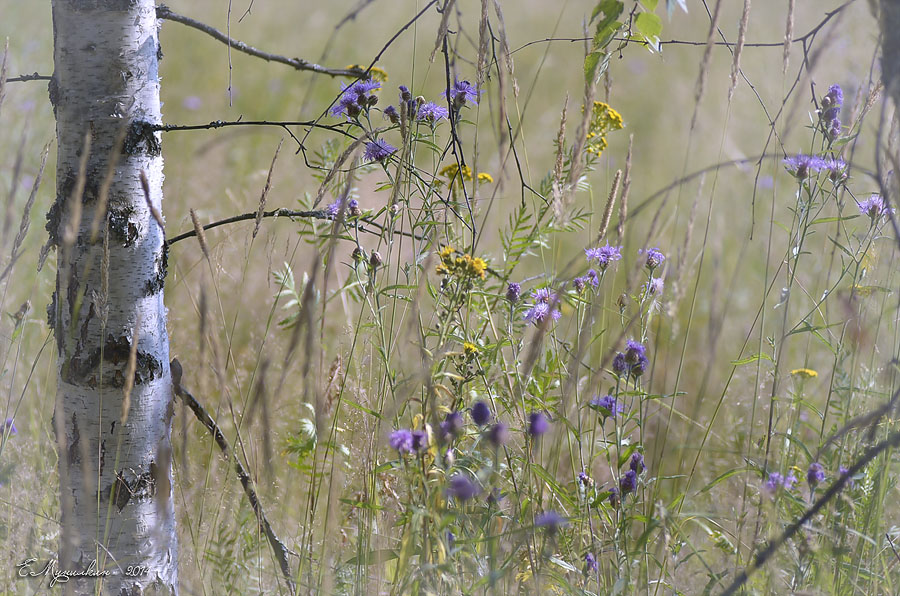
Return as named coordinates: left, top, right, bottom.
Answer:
left=1, top=0, right=898, bottom=593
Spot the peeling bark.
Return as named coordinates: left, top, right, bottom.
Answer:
left=50, top=0, right=177, bottom=592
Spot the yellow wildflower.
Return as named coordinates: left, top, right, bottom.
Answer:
left=346, top=65, right=389, bottom=82
left=463, top=342, right=479, bottom=356
left=440, top=245, right=455, bottom=260
left=439, top=163, right=473, bottom=181
left=477, top=172, right=494, bottom=184
left=790, top=368, right=818, bottom=379
left=580, top=101, right=624, bottom=158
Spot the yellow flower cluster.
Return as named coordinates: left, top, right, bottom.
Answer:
left=438, top=164, right=494, bottom=185
left=345, top=65, right=389, bottom=82
left=583, top=101, right=624, bottom=157
left=436, top=245, right=487, bottom=280
left=790, top=368, right=818, bottom=379
left=463, top=342, right=480, bottom=356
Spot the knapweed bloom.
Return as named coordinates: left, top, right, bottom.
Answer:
left=619, top=469, right=638, bottom=495
left=364, top=139, right=397, bottom=163
left=383, top=105, right=399, bottom=124
left=641, top=247, right=666, bottom=271
left=630, top=452, right=646, bottom=474
left=470, top=401, right=491, bottom=426
left=807, top=462, right=825, bottom=487
left=765, top=471, right=797, bottom=494
left=527, top=411, right=550, bottom=436
left=646, top=276, right=664, bottom=296
left=821, top=84, right=843, bottom=138
left=411, top=430, right=429, bottom=452
left=326, top=198, right=344, bottom=217
left=589, top=394, right=624, bottom=418
left=416, top=101, right=449, bottom=123
left=523, top=288, right=561, bottom=324
left=449, top=79, right=480, bottom=108
left=824, top=157, right=848, bottom=183
left=858, top=194, right=893, bottom=220
left=332, top=78, right=381, bottom=118
left=534, top=511, right=568, bottom=533
left=624, top=340, right=646, bottom=366
left=577, top=472, right=593, bottom=487
left=389, top=429, right=414, bottom=453
left=585, top=552, right=598, bottom=573
left=585, top=244, right=622, bottom=270
left=608, top=486, right=620, bottom=507
left=446, top=474, right=482, bottom=501
left=4, top=418, right=16, bottom=436
left=612, top=353, right=628, bottom=376
left=506, top=282, right=522, bottom=303
left=783, top=154, right=827, bottom=179
left=487, top=422, right=509, bottom=447
left=439, top=411, right=464, bottom=442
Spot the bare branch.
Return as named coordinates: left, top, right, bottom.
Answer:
left=156, top=5, right=365, bottom=78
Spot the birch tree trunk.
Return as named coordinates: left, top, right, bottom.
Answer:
left=49, top=0, right=177, bottom=592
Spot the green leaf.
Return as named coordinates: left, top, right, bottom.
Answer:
left=697, top=466, right=750, bottom=494
left=640, top=0, right=659, bottom=10
left=635, top=12, right=663, bottom=50
left=584, top=51, right=603, bottom=83
left=730, top=352, right=774, bottom=366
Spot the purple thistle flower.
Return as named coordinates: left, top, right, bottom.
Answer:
left=624, top=340, right=647, bottom=366
left=619, top=469, right=638, bottom=495
left=783, top=472, right=798, bottom=490
left=573, top=277, right=587, bottom=294
left=439, top=411, right=464, bottom=441
left=470, top=401, right=491, bottom=426
left=585, top=244, right=623, bottom=270
left=532, top=288, right=554, bottom=303
left=4, top=418, right=16, bottom=436
left=612, top=352, right=628, bottom=376
left=487, top=422, right=509, bottom=447
left=821, top=83, right=843, bottom=123
left=824, top=157, right=848, bottom=182
left=590, top=394, right=624, bottom=418
left=764, top=472, right=784, bottom=494
left=828, top=118, right=841, bottom=139
left=446, top=474, right=482, bottom=501
left=839, top=466, right=854, bottom=488
left=641, top=247, right=666, bottom=271
left=364, top=139, right=397, bottom=163
left=506, top=282, right=522, bottom=303
left=416, top=101, right=449, bottom=123
left=535, top=511, right=568, bottom=533
left=585, top=552, right=598, bottom=572
left=326, top=199, right=342, bottom=217
left=577, top=471, right=592, bottom=487
left=630, top=452, right=646, bottom=474
left=398, top=85, right=412, bottom=102
left=858, top=194, right=893, bottom=219
left=449, top=79, right=480, bottom=108
left=527, top=411, right=550, bottom=436
left=608, top=486, right=620, bottom=507
left=389, top=429, right=414, bottom=454
left=631, top=354, right=650, bottom=378
left=411, top=430, right=429, bottom=452
left=807, top=462, right=825, bottom=487
left=783, top=154, right=827, bottom=179
left=586, top=269, right=599, bottom=288
left=524, top=288, right=560, bottom=324
left=383, top=105, right=399, bottom=124
left=331, top=94, right=361, bottom=118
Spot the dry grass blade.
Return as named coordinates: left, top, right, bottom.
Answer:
left=596, top=169, right=621, bottom=242
left=0, top=142, right=49, bottom=285
left=190, top=208, right=210, bottom=260
left=691, top=0, right=723, bottom=131
left=430, top=0, right=456, bottom=62
left=616, top=134, right=633, bottom=242
left=62, top=132, right=91, bottom=254
left=254, top=139, right=283, bottom=239
left=783, top=0, right=795, bottom=74
left=729, top=0, right=752, bottom=102
left=140, top=170, right=164, bottom=231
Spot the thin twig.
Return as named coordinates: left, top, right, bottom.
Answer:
left=156, top=5, right=364, bottom=78
left=170, top=358, right=297, bottom=596
left=166, top=207, right=425, bottom=247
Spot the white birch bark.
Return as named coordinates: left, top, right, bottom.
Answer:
left=50, top=0, right=177, bottom=592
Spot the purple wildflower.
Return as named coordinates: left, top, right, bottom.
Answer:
left=619, top=469, right=638, bottom=495
left=487, top=422, right=509, bottom=447
left=641, top=247, right=666, bottom=270
left=389, top=429, right=414, bottom=454
left=590, top=394, right=624, bottom=418
left=449, top=79, right=480, bottom=108
left=527, top=411, right=550, bottom=436
left=839, top=466, right=854, bottom=488
left=824, top=157, right=848, bottom=183
left=612, top=353, right=628, bottom=376
left=348, top=199, right=360, bottom=216
left=577, top=472, right=592, bottom=487
left=411, top=430, right=429, bottom=452
left=858, top=194, right=893, bottom=219
left=783, top=154, right=827, bottom=179
left=331, top=79, right=381, bottom=118
left=807, top=462, right=825, bottom=487
left=585, top=244, right=623, bottom=270
left=765, top=472, right=784, bottom=494
left=447, top=474, right=482, bottom=501
left=535, top=511, right=568, bottom=533
left=326, top=199, right=342, bottom=217
left=399, top=85, right=412, bottom=102
left=417, top=101, right=449, bottom=123
left=4, top=418, right=16, bottom=436
left=573, top=277, right=586, bottom=294
left=585, top=552, right=598, bottom=573
left=523, top=288, right=561, bottom=324
left=364, top=139, right=397, bottom=163
left=624, top=340, right=647, bottom=366
left=506, top=282, right=522, bottom=303
left=630, top=452, right=646, bottom=474
left=439, top=411, right=464, bottom=441
left=470, top=401, right=491, bottom=426
left=383, top=105, right=399, bottom=124
left=586, top=269, right=599, bottom=288
left=608, top=486, right=620, bottom=507
left=331, top=94, right=361, bottom=119
left=783, top=472, right=798, bottom=490
left=821, top=83, right=843, bottom=123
